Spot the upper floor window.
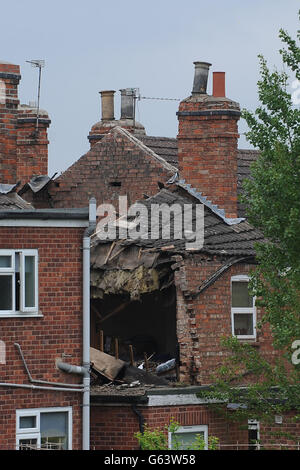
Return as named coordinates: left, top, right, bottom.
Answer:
left=231, top=275, right=256, bottom=339
left=0, top=249, right=38, bottom=316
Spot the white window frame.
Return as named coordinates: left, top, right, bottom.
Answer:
left=0, top=249, right=15, bottom=272
left=20, top=250, right=39, bottom=313
left=16, top=433, right=41, bottom=450
left=168, top=425, right=208, bottom=450
left=0, top=249, right=38, bottom=316
left=16, top=407, right=72, bottom=450
left=231, top=275, right=256, bottom=340
left=16, top=409, right=39, bottom=434
left=248, top=419, right=260, bottom=450
left=0, top=249, right=15, bottom=314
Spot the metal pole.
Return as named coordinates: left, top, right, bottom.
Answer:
left=36, top=65, right=42, bottom=134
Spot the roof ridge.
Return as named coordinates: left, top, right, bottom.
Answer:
left=175, top=179, right=245, bottom=226
left=112, top=126, right=178, bottom=173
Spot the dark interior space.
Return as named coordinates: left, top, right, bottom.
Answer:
left=91, top=285, right=177, bottom=366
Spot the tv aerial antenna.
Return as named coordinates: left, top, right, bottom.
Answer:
left=26, top=59, right=45, bottom=136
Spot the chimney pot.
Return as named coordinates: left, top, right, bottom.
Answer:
left=213, top=72, right=226, bottom=97
left=100, top=90, right=115, bottom=121
left=192, top=61, right=212, bottom=94
left=120, top=88, right=135, bottom=120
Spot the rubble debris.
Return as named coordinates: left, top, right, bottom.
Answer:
left=90, top=347, right=169, bottom=386
left=90, top=347, right=125, bottom=381
left=156, top=358, right=176, bottom=375
left=91, top=265, right=161, bottom=301
left=118, top=363, right=169, bottom=386
left=129, top=381, right=141, bottom=387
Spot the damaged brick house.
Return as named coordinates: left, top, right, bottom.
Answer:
left=1, top=58, right=299, bottom=449
left=0, top=61, right=96, bottom=450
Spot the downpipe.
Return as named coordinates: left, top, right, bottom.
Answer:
left=56, top=198, right=96, bottom=450
left=14, top=342, right=84, bottom=389
left=82, top=198, right=96, bottom=450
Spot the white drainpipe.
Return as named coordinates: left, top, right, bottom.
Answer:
left=82, top=197, right=96, bottom=450
left=56, top=198, right=96, bottom=449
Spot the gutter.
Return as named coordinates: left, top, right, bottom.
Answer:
left=0, top=208, right=89, bottom=220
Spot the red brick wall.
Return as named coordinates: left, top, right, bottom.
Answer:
left=174, top=256, right=276, bottom=385
left=0, top=226, right=84, bottom=449
left=259, top=412, right=300, bottom=449
left=90, top=403, right=300, bottom=450
left=177, top=97, right=240, bottom=219
left=90, top=403, right=247, bottom=450
left=48, top=128, right=175, bottom=209
left=0, top=62, right=21, bottom=184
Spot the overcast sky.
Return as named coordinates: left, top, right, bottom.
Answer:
left=1, top=0, right=299, bottom=175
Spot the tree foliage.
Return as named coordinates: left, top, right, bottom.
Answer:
left=241, top=13, right=300, bottom=350
left=198, top=11, right=300, bottom=432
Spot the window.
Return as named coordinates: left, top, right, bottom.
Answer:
left=168, top=425, right=208, bottom=450
left=16, top=407, right=72, bottom=450
left=248, top=420, right=260, bottom=450
left=0, top=250, right=38, bottom=316
left=231, top=275, right=256, bottom=339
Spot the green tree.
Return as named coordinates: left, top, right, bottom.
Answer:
left=198, top=12, right=300, bottom=438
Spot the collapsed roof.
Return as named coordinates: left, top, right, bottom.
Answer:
left=90, top=184, right=264, bottom=300
left=0, top=183, right=33, bottom=210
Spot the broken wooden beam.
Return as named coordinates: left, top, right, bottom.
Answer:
left=100, top=301, right=130, bottom=324
left=99, top=330, right=104, bottom=352
left=129, top=345, right=134, bottom=366
left=104, top=241, right=116, bottom=265
left=90, top=347, right=125, bottom=381
left=115, top=338, right=119, bottom=360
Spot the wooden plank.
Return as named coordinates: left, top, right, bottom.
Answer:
left=104, top=241, right=116, bottom=265
left=90, top=347, right=125, bottom=381
left=115, top=338, right=119, bottom=360
left=108, top=246, right=126, bottom=262
left=144, top=352, right=149, bottom=372
left=91, top=303, right=102, bottom=319
left=129, top=345, right=134, bottom=366
left=99, top=330, right=104, bottom=352
left=100, top=301, right=130, bottom=324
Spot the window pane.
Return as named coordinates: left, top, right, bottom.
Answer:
left=20, top=415, right=36, bottom=429
left=0, top=275, right=13, bottom=310
left=171, top=431, right=205, bottom=450
left=19, top=438, right=38, bottom=450
left=41, top=436, right=65, bottom=450
left=234, top=313, right=254, bottom=336
left=232, top=281, right=252, bottom=307
left=25, top=256, right=35, bottom=308
left=0, top=255, right=11, bottom=268
left=40, top=412, right=68, bottom=450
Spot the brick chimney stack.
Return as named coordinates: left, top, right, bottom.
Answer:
left=0, top=61, right=21, bottom=183
left=17, top=104, right=51, bottom=187
left=0, top=61, right=51, bottom=188
left=177, top=62, right=241, bottom=219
